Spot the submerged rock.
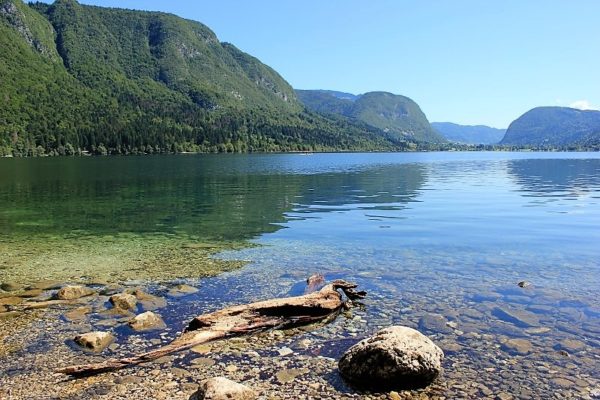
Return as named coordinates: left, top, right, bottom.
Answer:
left=132, top=289, right=167, bottom=311
left=492, top=306, right=539, bottom=327
left=56, top=285, right=95, bottom=300
left=109, top=293, right=138, bottom=310
left=64, top=306, right=93, bottom=322
left=128, top=311, right=165, bottom=331
left=338, top=326, right=444, bottom=390
left=502, top=338, right=533, bottom=355
left=0, top=282, right=23, bottom=292
left=0, top=311, right=22, bottom=320
left=419, top=314, right=452, bottom=333
left=168, top=284, right=199, bottom=297
left=191, top=377, right=256, bottom=400
left=558, top=338, right=586, bottom=352
left=74, top=331, right=114, bottom=352
left=17, top=288, right=44, bottom=298
left=0, top=296, right=23, bottom=306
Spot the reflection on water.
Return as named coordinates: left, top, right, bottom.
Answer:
left=1, top=152, right=599, bottom=398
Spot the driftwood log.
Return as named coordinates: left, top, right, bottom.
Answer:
left=57, top=279, right=366, bottom=377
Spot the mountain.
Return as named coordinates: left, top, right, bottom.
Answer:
left=500, top=107, right=600, bottom=147
left=431, top=122, right=505, bottom=144
left=0, top=0, right=407, bottom=156
left=296, top=90, right=445, bottom=143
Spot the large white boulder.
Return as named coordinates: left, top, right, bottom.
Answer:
left=339, top=325, right=444, bottom=389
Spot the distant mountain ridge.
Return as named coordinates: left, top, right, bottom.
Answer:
left=431, top=122, right=505, bottom=144
left=500, top=107, right=600, bottom=147
left=296, top=90, right=445, bottom=143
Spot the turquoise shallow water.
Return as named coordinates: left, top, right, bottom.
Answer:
left=1, top=152, right=599, bottom=397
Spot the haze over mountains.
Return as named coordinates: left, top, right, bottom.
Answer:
left=431, top=122, right=505, bottom=145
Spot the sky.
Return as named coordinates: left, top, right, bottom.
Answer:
left=72, top=0, right=600, bottom=128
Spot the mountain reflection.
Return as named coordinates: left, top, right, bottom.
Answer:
left=0, top=156, right=427, bottom=241
left=507, top=158, right=600, bottom=197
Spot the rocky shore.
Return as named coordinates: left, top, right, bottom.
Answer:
left=1, top=273, right=599, bottom=399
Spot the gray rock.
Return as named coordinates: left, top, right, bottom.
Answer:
left=109, top=293, right=138, bottom=310
left=128, top=311, right=165, bottom=331
left=190, top=377, right=256, bottom=400
left=56, top=285, right=95, bottom=300
left=338, top=326, right=444, bottom=389
left=74, top=331, right=114, bottom=352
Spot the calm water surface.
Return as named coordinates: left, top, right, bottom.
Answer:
left=1, top=152, right=599, bottom=398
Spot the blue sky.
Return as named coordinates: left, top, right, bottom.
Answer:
left=73, top=1, right=599, bottom=128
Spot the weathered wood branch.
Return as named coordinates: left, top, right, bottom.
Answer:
left=56, top=279, right=365, bottom=377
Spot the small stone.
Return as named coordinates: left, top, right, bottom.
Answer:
left=132, top=289, right=167, bottom=310
left=275, top=368, right=307, bottom=384
left=524, top=327, right=551, bottom=335
left=496, top=393, right=513, bottom=400
left=29, top=280, right=62, bottom=290
left=74, top=331, right=114, bottom=352
left=191, top=357, right=216, bottom=367
left=492, top=306, right=539, bottom=327
left=109, top=293, right=138, bottom=310
left=502, top=338, right=533, bottom=355
left=517, top=281, right=532, bottom=288
left=191, top=344, right=212, bottom=354
left=167, top=284, right=199, bottom=297
left=0, top=282, right=23, bottom=292
left=0, top=311, right=22, bottom=320
left=225, top=364, right=238, bottom=373
left=56, top=285, right=95, bottom=300
left=389, top=391, right=401, bottom=400
left=551, top=377, right=574, bottom=388
left=17, top=288, right=44, bottom=298
left=191, top=377, right=256, bottom=400
left=64, top=306, right=93, bottom=322
left=128, top=311, right=165, bottom=331
left=419, top=314, right=452, bottom=333
left=0, top=296, right=23, bottom=306
left=277, top=347, right=293, bottom=356
left=171, top=367, right=191, bottom=378
left=558, top=338, right=586, bottom=352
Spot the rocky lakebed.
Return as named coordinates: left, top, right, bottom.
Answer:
left=1, top=265, right=599, bottom=400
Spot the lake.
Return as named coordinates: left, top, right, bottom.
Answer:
left=1, top=152, right=599, bottom=399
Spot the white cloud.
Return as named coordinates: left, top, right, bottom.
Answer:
left=569, top=100, right=599, bottom=110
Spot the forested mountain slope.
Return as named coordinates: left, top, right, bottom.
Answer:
left=0, top=0, right=408, bottom=156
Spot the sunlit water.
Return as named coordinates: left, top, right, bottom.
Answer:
left=1, top=152, right=599, bottom=398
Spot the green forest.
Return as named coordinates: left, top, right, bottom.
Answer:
left=0, top=0, right=417, bottom=157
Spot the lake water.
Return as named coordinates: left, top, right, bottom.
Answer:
left=1, top=152, right=599, bottom=398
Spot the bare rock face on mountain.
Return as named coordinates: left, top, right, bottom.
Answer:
left=339, top=326, right=444, bottom=390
